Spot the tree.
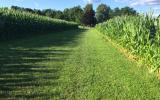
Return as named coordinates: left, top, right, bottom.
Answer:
left=11, top=6, right=22, bottom=10
left=109, top=7, right=137, bottom=18
left=110, top=7, right=121, bottom=17
left=24, top=8, right=35, bottom=13
left=34, top=9, right=42, bottom=15
left=82, top=4, right=96, bottom=26
left=63, top=6, right=84, bottom=24
left=63, top=8, right=71, bottom=21
left=71, top=6, right=84, bottom=24
left=42, top=9, right=55, bottom=17
left=11, top=6, right=35, bottom=13
left=121, top=7, right=137, bottom=15
left=54, top=10, right=63, bottom=19
left=42, top=9, right=63, bottom=19
left=96, top=4, right=110, bottom=23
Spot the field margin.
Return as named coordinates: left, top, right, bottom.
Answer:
left=95, top=29, right=160, bottom=79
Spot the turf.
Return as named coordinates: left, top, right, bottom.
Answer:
left=0, top=29, right=160, bottom=99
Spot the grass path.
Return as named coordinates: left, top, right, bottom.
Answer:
left=60, top=29, right=160, bottom=99
left=0, top=29, right=160, bottom=99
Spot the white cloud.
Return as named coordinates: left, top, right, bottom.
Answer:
left=115, top=0, right=160, bottom=6
left=83, top=0, right=101, bottom=4
left=115, top=0, right=132, bottom=3
left=83, top=0, right=92, bottom=3
left=130, top=0, right=160, bottom=6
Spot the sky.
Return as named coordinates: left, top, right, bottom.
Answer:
left=0, top=0, right=160, bottom=16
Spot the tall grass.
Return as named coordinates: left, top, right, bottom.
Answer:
left=0, top=8, right=78, bottom=40
left=96, top=14, right=160, bottom=72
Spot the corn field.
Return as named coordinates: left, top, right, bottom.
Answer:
left=0, top=8, right=78, bottom=40
left=96, top=14, right=160, bottom=72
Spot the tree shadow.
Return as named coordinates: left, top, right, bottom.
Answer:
left=0, top=29, right=86, bottom=99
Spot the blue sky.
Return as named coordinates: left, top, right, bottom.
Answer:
left=0, top=0, right=160, bottom=16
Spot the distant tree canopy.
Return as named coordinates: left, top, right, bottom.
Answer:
left=109, top=7, right=137, bottom=18
left=82, top=4, right=96, bottom=26
left=11, top=6, right=36, bottom=14
left=42, top=9, right=63, bottom=19
left=96, top=4, right=110, bottom=23
left=10, top=5, right=138, bottom=26
left=63, top=6, right=84, bottom=24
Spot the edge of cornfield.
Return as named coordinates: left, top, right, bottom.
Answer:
left=95, top=29, right=160, bottom=79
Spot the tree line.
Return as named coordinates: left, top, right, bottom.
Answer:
left=10, top=4, right=138, bottom=26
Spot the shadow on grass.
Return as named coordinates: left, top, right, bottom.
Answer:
left=0, top=29, right=86, bottom=99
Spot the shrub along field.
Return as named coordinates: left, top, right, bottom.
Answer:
left=0, top=8, right=78, bottom=40
left=96, top=14, right=160, bottom=72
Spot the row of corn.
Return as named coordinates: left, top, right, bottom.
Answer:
left=0, top=8, right=78, bottom=40
left=96, top=14, right=160, bottom=72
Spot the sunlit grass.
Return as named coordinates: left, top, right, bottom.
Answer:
left=60, top=29, right=160, bottom=99
left=0, top=29, right=160, bottom=99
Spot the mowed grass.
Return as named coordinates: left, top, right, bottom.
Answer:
left=0, top=29, right=84, bottom=99
left=61, top=29, right=160, bottom=99
left=0, top=29, right=160, bottom=99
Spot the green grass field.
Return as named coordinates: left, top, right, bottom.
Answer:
left=0, top=29, right=160, bottom=99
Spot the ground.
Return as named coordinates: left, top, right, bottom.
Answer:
left=0, top=29, right=160, bottom=99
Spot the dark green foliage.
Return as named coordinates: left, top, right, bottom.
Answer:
left=82, top=4, right=96, bottom=27
left=0, top=8, right=78, bottom=41
left=109, top=7, right=137, bottom=18
left=96, top=4, right=110, bottom=23
left=11, top=6, right=35, bottom=14
left=121, top=7, right=137, bottom=15
left=63, top=6, right=84, bottom=24
left=42, top=9, right=64, bottom=19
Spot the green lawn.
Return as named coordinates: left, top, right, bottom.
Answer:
left=0, top=29, right=160, bottom=99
